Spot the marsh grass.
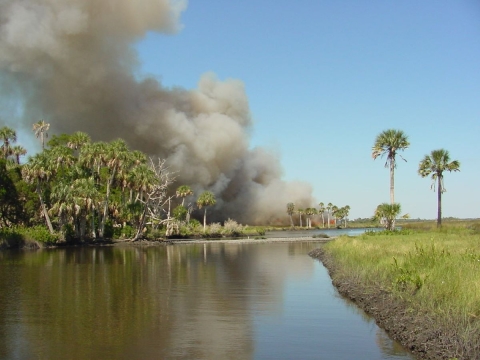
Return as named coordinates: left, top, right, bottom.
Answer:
left=324, top=226, right=480, bottom=356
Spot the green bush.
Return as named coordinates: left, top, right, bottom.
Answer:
left=114, top=224, right=135, bottom=239
left=103, top=221, right=114, bottom=239
left=21, top=226, right=59, bottom=244
left=255, top=227, right=266, bottom=236
left=173, top=205, right=188, bottom=221
left=0, top=227, right=25, bottom=248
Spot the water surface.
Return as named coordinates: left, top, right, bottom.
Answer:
left=0, top=242, right=414, bottom=359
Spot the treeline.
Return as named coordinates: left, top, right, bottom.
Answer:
left=286, top=202, right=351, bottom=229
left=0, top=124, right=225, bottom=243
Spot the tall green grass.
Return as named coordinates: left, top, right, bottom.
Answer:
left=324, top=225, right=480, bottom=357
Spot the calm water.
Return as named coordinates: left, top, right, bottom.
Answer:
left=266, top=227, right=384, bottom=238
left=0, top=242, right=414, bottom=360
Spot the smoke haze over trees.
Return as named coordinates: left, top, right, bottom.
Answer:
left=0, top=0, right=314, bottom=224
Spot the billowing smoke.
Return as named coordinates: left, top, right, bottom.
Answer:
left=0, top=0, right=314, bottom=224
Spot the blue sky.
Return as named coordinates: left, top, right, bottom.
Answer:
left=135, top=1, right=479, bottom=220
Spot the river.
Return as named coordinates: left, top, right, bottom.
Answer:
left=0, top=242, right=414, bottom=359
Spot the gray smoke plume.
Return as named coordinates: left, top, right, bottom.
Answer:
left=0, top=0, right=314, bottom=224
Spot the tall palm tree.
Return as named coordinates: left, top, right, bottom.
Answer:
left=297, top=208, right=304, bottom=227
left=99, top=139, right=130, bottom=237
left=318, top=202, right=326, bottom=228
left=372, top=129, right=410, bottom=204
left=0, top=126, right=17, bottom=159
left=176, top=185, right=193, bottom=206
left=32, top=120, right=50, bottom=150
left=305, top=207, right=317, bottom=228
left=374, top=203, right=401, bottom=231
left=197, top=191, right=216, bottom=231
left=287, top=202, right=295, bottom=228
left=49, top=182, right=74, bottom=232
left=418, top=149, right=460, bottom=227
left=71, top=177, right=99, bottom=240
left=331, top=205, right=339, bottom=227
left=11, top=145, right=27, bottom=164
left=326, top=203, right=333, bottom=228
left=22, top=152, right=55, bottom=233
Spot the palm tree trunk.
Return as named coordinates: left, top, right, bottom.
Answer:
left=91, top=210, right=96, bottom=239
left=203, top=208, right=207, bottom=232
left=390, top=158, right=395, bottom=204
left=437, top=176, right=442, bottom=227
left=100, top=170, right=116, bottom=238
left=36, top=181, right=54, bottom=234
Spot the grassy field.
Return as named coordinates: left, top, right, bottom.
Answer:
left=321, top=220, right=480, bottom=359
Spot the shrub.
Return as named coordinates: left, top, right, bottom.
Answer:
left=0, top=227, right=25, bottom=248
left=207, top=223, right=222, bottom=237
left=172, top=205, right=188, bottom=221
left=21, top=226, right=59, bottom=244
left=312, top=233, right=329, bottom=239
left=255, top=227, right=266, bottom=236
left=223, top=218, right=244, bottom=237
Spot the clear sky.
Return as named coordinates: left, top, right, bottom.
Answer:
left=128, top=2, right=477, bottom=219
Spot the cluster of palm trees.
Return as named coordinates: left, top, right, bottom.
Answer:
left=0, top=124, right=220, bottom=240
left=372, top=129, right=460, bottom=229
left=287, top=202, right=350, bottom=229
left=0, top=126, right=27, bottom=164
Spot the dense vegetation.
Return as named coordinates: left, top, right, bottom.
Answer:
left=1, top=125, right=239, bottom=245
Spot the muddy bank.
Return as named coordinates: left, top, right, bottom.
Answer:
left=309, top=247, right=477, bottom=360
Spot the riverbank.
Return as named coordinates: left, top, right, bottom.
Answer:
left=310, top=231, right=480, bottom=360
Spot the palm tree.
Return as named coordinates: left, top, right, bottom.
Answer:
left=67, top=131, right=91, bottom=155
left=32, top=120, right=50, bottom=150
left=326, top=203, right=333, bottom=228
left=49, top=182, right=74, bottom=233
left=372, top=129, right=410, bottom=204
left=99, top=140, right=130, bottom=237
left=374, top=203, right=401, bottom=231
left=0, top=126, right=17, bottom=159
left=297, top=208, right=304, bottom=227
left=287, top=202, right=295, bottom=228
left=331, top=205, right=339, bottom=227
left=197, top=191, right=216, bottom=231
left=129, top=163, right=156, bottom=202
left=305, top=207, right=317, bottom=228
left=71, top=177, right=99, bottom=240
left=11, top=145, right=27, bottom=164
left=176, top=185, right=193, bottom=206
left=79, top=141, right=107, bottom=182
left=22, top=152, right=55, bottom=233
left=318, top=202, right=326, bottom=228
left=418, top=149, right=460, bottom=227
